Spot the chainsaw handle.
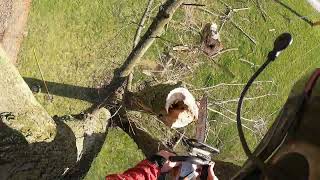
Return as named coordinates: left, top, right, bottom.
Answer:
left=169, top=156, right=210, bottom=165
left=185, top=139, right=220, bottom=154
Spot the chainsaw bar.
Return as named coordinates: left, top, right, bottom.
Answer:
left=196, top=96, right=208, bottom=143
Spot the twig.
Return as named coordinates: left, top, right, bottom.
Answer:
left=196, top=7, right=224, bottom=18
left=172, top=130, right=185, bottom=150
left=232, top=7, right=250, bottom=12
left=110, top=105, right=123, bottom=119
left=127, top=73, right=133, bottom=92
left=211, top=103, right=257, bottom=122
left=239, top=58, right=259, bottom=68
left=128, top=0, right=154, bottom=91
left=230, top=20, right=257, bottom=44
left=208, top=107, right=255, bottom=133
left=216, top=94, right=277, bottom=105
left=33, top=49, right=52, bottom=100
left=133, top=0, right=154, bottom=48
left=118, top=0, right=184, bottom=77
left=256, top=0, right=268, bottom=21
left=191, top=80, right=273, bottom=91
left=217, top=0, right=231, bottom=9
left=128, top=118, right=136, bottom=136
left=210, top=48, right=239, bottom=58
left=219, top=10, right=232, bottom=33
left=182, top=3, right=205, bottom=7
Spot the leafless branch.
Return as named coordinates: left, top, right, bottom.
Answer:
left=211, top=103, right=257, bottom=122
left=110, top=105, right=123, bottom=119
left=208, top=107, right=255, bottom=133
left=128, top=0, right=155, bottom=91
left=196, top=7, right=223, bottom=18
left=191, top=80, right=273, bottom=91
left=239, top=58, right=260, bottom=68
left=172, top=130, right=186, bottom=150
left=216, top=93, right=277, bottom=105
left=182, top=3, right=205, bottom=7
left=210, top=48, right=239, bottom=58
left=230, top=20, right=257, bottom=45
left=133, top=0, right=155, bottom=48
left=119, top=0, right=184, bottom=77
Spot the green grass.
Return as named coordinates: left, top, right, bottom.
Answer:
left=85, top=128, right=144, bottom=179
left=17, top=0, right=320, bottom=178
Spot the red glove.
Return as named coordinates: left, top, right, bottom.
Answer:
left=106, top=160, right=160, bottom=180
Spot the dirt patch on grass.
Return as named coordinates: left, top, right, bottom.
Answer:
left=0, top=0, right=31, bottom=64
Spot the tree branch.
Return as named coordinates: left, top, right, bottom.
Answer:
left=133, top=0, right=154, bottom=48
left=118, top=0, right=184, bottom=77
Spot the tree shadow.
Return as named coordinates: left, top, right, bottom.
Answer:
left=274, top=0, right=314, bottom=26
left=23, top=77, right=109, bottom=104
left=0, top=117, right=107, bottom=179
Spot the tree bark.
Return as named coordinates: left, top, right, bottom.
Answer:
left=118, top=0, right=184, bottom=77
left=0, top=50, right=111, bottom=179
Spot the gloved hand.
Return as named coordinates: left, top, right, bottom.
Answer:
left=207, top=162, right=218, bottom=180
left=156, top=150, right=181, bottom=173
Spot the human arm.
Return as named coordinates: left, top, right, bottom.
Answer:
left=106, top=150, right=178, bottom=180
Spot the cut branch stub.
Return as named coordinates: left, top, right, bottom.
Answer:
left=124, top=83, right=199, bottom=128
left=201, top=23, right=223, bottom=57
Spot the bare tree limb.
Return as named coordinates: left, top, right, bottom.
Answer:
left=119, top=0, right=184, bottom=77
left=210, top=48, right=239, bottom=58
left=191, top=81, right=273, bottom=91
left=128, top=0, right=154, bottom=92
left=90, top=0, right=184, bottom=112
left=208, top=107, right=255, bottom=133
left=230, top=20, right=257, bottom=45
left=196, top=7, right=223, bottom=18
left=133, top=0, right=155, bottom=48
left=216, top=94, right=277, bottom=105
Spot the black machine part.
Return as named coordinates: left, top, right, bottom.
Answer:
left=168, top=138, right=220, bottom=179
left=236, top=33, right=293, bottom=177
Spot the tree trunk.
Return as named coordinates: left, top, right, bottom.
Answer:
left=0, top=50, right=111, bottom=179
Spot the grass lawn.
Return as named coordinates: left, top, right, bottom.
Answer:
left=18, top=0, right=320, bottom=179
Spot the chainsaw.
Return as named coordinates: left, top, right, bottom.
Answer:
left=160, top=97, right=220, bottom=180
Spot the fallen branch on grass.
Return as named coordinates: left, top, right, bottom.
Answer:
left=208, top=107, right=255, bottom=133
left=210, top=48, right=239, bottom=58
left=230, top=20, right=257, bottom=45
left=215, top=93, right=277, bottom=105
left=191, top=80, right=273, bottom=91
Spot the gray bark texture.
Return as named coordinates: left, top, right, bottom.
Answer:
left=0, top=50, right=111, bottom=179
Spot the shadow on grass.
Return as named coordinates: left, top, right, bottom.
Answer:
left=275, top=0, right=314, bottom=26
left=0, top=115, right=109, bottom=179
left=23, top=77, right=107, bottom=103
